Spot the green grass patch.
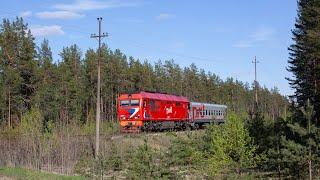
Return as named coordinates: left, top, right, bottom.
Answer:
left=0, top=167, right=86, bottom=180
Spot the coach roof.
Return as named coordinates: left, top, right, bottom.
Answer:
left=190, top=102, right=227, bottom=109
left=119, top=91, right=189, bottom=102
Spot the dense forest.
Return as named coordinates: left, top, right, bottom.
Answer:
left=0, top=17, right=287, bottom=127
left=0, top=0, right=320, bottom=179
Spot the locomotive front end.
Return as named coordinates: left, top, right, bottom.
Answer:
left=118, top=94, right=143, bottom=132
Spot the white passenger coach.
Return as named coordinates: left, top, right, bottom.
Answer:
left=189, top=102, right=227, bottom=126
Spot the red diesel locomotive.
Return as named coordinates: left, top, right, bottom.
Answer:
left=118, top=91, right=227, bottom=132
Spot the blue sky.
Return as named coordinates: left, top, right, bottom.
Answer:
left=0, top=0, right=297, bottom=95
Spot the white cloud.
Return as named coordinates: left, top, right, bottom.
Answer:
left=33, top=0, right=137, bottom=20
left=36, top=11, right=84, bottom=19
left=250, top=27, right=275, bottom=41
left=19, top=11, right=32, bottom=18
left=233, top=26, right=276, bottom=48
left=53, top=0, right=137, bottom=12
left=156, top=13, right=175, bottom=20
left=30, top=25, right=65, bottom=37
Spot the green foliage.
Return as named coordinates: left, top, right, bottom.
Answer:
left=19, top=108, right=43, bottom=136
left=278, top=102, right=319, bottom=178
left=127, top=138, right=172, bottom=179
left=0, top=167, right=86, bottom=180
left=0, top=16, right=291, bottom=178
left=246, top=110, right=272, bottom=161
left=168, top=114, right=256, bottom=178
left=75, top=138, right=172, bottom=179
left=74, top=156, right=95, bottom=177
left=0, top=18, right=37, bottom=126
left=93, top=142, right=124, bottom=178
left=34, top=39, right=60, bottom=124
left=204, top=113, right=256, bottom=176
left=287, top=0, right=320, bottom=117
left=285, top=0, right=320, bottom=178
left=168, top=132, right=202, bottom=168
left=0, top=17, right=288, bottom=129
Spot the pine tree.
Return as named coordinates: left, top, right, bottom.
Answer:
left=83, top=48, right=98, bottom=123
left=286, top=0, right=320, bottom=178
left=15, top=18, right=38, bottom=111
left=0, top=18, right=37, bottom=127
left=57, top=44, right=85, bottom=123
left=34, top=39, right=59, bottom=124
left=287, top=0, right=320, bottom=120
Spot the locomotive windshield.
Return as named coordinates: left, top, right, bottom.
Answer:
left=120, top=99, right=140, bottom=107
left=120, top=100, right=129, bottom=107
left=131, top=99, right=140, bottom=106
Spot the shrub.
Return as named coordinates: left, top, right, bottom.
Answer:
left=204, top=113, right=256, bottom=176
left=127, top=138, right=172, bottom=179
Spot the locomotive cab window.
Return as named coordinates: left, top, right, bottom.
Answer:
left=120, top=99, right=139, bottom=107
left=120, top=100, right=129, bottom=107
left=131, top=99, right=140, bottom=106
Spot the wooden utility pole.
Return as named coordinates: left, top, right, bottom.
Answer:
left=8, top=89, right=10, bottom=128
left=252, top=56, right=259, bottom=106
left=91, top=17, right=108, bottom=159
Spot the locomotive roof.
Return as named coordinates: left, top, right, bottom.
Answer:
left=119, top=91, right=189, bottom=102
left=190, top=102, right=227, bottom=109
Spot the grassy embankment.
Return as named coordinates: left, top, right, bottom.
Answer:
left=0, top=167, right=86, bottom=180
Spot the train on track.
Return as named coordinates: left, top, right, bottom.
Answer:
left=118, top=91, right=227, bottom=132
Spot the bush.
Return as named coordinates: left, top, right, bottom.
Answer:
left=19, top=108, right=43, bottom=137
left=127, top=138, right=172, bottom=179
left=203, top=113, right=256, bottom=176
left=168, top=113, right=256, bottom=178
left=74, top=142, right=124, bottom=178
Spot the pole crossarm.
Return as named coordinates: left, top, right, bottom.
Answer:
left=90, top=33, right=108, bottom=39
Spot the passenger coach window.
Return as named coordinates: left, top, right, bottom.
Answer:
left=131, top=100, right=140, bottom=106
left=120, top=100, right=129, bottom=107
